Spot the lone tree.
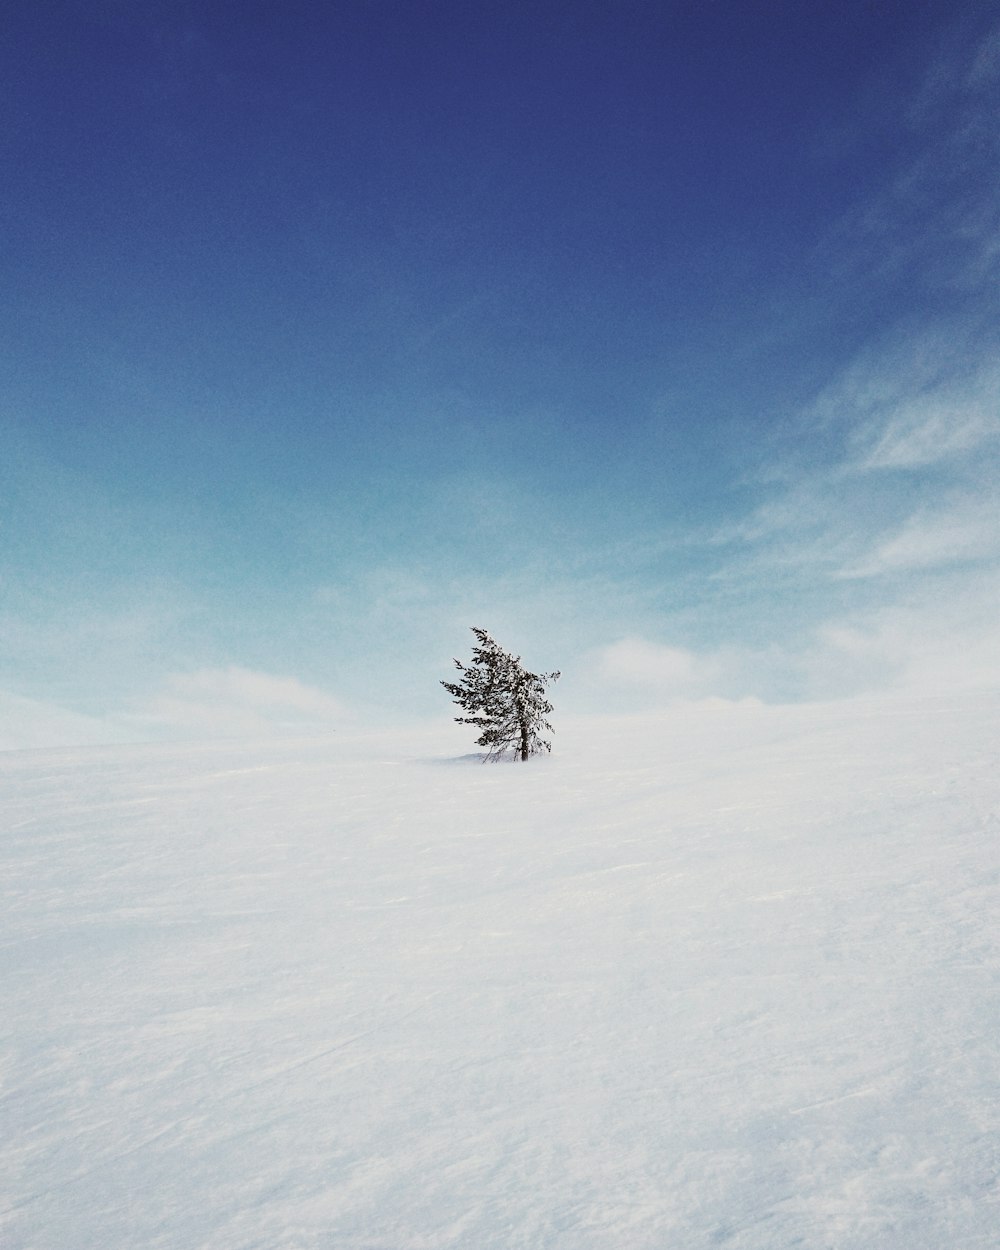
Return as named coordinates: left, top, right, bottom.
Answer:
left=442, top=627, right=560, bottom=761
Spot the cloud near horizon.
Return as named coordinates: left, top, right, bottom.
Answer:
left=0, top=668, right=351, bottom=752
left=127, top=667, right=349, bottom=741
left=0, top=690, right=128, bottom=753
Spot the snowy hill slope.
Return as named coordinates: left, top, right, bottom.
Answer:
left=2, top=694, right=999, bottom=1249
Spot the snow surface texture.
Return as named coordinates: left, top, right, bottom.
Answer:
left=2, top=694, right=999, bottom=1249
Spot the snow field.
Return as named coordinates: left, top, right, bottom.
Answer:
left=2, top=693, right=999, bottom=1248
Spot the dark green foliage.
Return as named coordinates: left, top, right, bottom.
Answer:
left=442, top=627, right=560, bottom=761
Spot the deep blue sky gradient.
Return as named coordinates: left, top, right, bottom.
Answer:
left=3, top=1, right=999, bottom=744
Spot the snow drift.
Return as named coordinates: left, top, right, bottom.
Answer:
left=2, top=693, right=998, bottom=1248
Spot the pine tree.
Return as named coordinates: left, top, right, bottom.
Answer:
left=441, top=628, right=560, bottom=761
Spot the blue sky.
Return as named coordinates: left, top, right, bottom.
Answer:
left=3, top=0, right=999, bottom=748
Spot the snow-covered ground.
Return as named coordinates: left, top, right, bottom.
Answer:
left=2, top=692, right=999, bottom=1249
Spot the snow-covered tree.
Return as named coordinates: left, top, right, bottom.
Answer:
left=442, top=628, right=560, bottom=762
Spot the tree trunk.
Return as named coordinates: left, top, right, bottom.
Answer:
left=519, top=717, right=529, bottom=761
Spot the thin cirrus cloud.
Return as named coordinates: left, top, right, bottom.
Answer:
left=838, top=498, right=1000, bottom=580
left=825, top=11, right=1000, bottom=294
left=842, top=359, right=1000, bottom=473
left=856, top=389, right=1000, bottom=471
left=622, top=305, right=1000, bottom=707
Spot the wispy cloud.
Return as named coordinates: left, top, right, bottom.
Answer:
left=655, top=20, right=1000, bottom=706
left=822, top=14, right=1000, bottom=295
left=708, top=345, right=999, bottom=693
left=837, top=353, right=1000, bottom=472
left=795, top=320, right=1000, bottom=468
left=854, top=387, right=1000, bottom=471
left=838, top=496, right=1000, bottom=579
left=728, top=331, right=1000, bottom=582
